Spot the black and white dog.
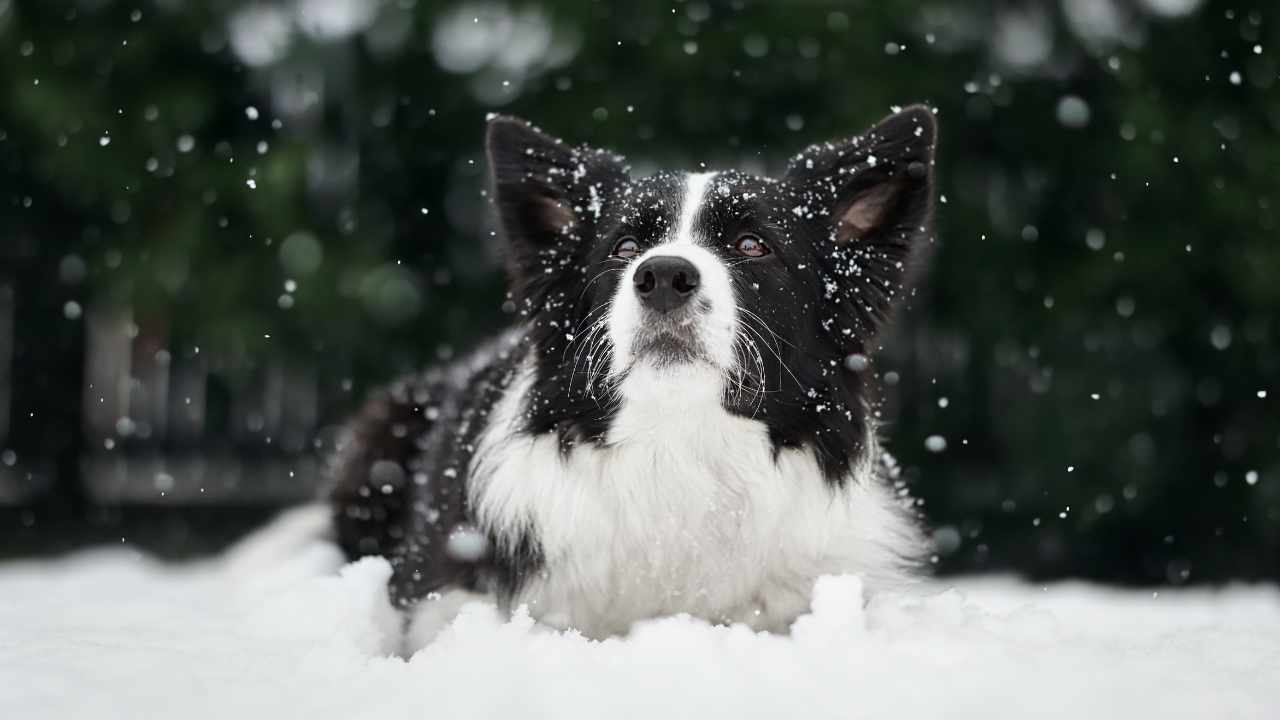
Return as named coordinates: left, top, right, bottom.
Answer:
left=330, top=106, right=938, bottom=642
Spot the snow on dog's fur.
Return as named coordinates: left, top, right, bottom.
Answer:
left=329, top=106, right=939, bottom=643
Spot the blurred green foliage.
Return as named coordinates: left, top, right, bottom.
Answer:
left=1, top=0, right=1278, bottom=582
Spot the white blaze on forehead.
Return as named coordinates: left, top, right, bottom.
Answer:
left=672, top=171, right=716, bottom=245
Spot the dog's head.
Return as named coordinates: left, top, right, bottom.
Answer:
left=487, top=108, right=936, bottom=481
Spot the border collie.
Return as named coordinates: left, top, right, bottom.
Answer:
left=330, top=106, right=938, bottom=643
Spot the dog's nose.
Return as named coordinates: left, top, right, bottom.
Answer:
left=633, top=256, right=700, bottom=313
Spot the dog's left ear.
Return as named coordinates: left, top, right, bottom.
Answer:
left=785, top=105, right=937, bottom=339
left=486, top=116, right=628, bottom=285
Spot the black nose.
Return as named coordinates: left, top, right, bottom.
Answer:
left=633, top=256, right=700, bottom=313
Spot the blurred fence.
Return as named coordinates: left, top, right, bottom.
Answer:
left=0, top=280, right=27, bottom=504
left=0, top=260, right=332, bottom=556
left=77, top=301, right=321, bottom=504
left=0, top=290, right=325, bottom=509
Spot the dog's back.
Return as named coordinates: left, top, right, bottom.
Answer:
left=329, top=335, right=523, bottom=605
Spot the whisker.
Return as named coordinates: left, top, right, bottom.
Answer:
left=564, top=303, right=613, bottom=357
left=726, top=325, right=769, bottom=416
left=738, top=310, right=803, bottom=394
left=576, top=262, right=627, bottom=304
left=739, top=331, right=769, bottom=416
left=564, top=301, right=617, bottom=396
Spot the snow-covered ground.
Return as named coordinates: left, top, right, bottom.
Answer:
left=1, top=513, right=1278, bottom=719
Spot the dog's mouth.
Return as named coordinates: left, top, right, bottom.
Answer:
left=629, top=316, right=707, bottom=367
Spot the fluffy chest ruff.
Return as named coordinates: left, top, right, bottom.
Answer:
left=469, top=360, right=923, bottom=637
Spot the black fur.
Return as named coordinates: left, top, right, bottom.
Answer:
left=329, top=335, right=532, bottom=606
left=330, top=108, right=937, bottom=609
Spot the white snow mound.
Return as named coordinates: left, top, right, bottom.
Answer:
left=1, top=513, right=1277, bottom=719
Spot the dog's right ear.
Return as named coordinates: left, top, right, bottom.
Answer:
left=486, top=116, right=628, bottom=280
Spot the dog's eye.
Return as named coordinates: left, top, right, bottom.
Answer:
left=612, top=236, right=640, bottom=259
left=734, top=234, right=770, bottom=258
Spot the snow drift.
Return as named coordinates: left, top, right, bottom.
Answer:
left=1, top=510, right=1277, bottom=719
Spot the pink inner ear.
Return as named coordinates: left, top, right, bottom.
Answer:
left=835, top=182, right=900, bottom=244
left=536, top=194, right=576, bottom=234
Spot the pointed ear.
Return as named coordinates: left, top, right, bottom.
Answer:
left=785, top=105, right=937, bottom=339
left=486, top=116, right=628, bottom=278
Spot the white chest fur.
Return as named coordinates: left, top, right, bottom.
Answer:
left=468, top=359, right=923, bottom=638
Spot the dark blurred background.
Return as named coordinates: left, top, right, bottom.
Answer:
left=1, top=0, right=1277, bottom=585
